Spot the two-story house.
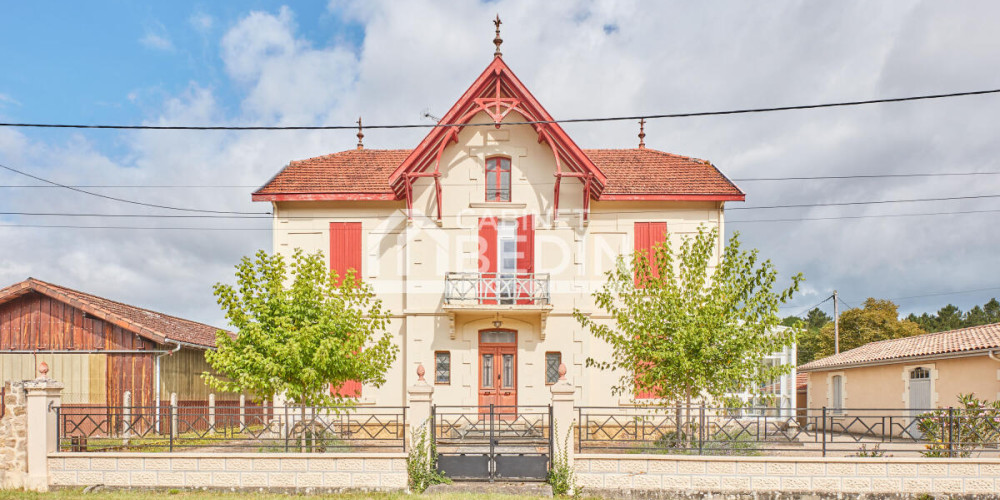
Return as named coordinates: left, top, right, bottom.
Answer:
left=252, top=36, right=745, bottom=409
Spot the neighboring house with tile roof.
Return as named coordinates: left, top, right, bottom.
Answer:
left=252, top=43, right=747, bottom=408
left=799, top=323, right=1000, bottom=411
left=0, top=278, right=239, bottom=408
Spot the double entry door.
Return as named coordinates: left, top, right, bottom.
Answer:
left=478, top=329, right=517, bottom=413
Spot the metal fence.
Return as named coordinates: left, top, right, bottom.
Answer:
left=577, top=406, right=1000, bottom=457
left=56, top=404, right=406, bottom=453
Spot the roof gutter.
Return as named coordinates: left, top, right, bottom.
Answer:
left=799, top=348, right=1000, bottom=372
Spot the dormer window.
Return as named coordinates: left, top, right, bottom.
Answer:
left=485, top=156, right=511, bottom=202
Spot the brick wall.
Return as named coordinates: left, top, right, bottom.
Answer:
left=575, top=455, right=1000, bottom=497
left=48, top=452, right=408, bottom=491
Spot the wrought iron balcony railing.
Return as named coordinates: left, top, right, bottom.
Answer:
left=444, top=272, right=550, bottom=306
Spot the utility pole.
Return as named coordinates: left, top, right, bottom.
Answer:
left=833, top=290, right=840, bottom=354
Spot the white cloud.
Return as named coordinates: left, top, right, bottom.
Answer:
left=140, top=31, right=174, bottom=51
left=189, top=11, right=214, bottom=33
left=0, top=92, right=20, bottom=107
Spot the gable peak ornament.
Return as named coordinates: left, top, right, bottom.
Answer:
left=638, top=118, right=646, bottom=149
left=493, top=15, right=503, bottom=57
left=356, top=116, right=364, bottom=150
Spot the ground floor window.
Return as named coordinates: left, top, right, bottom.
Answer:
left=435, top=351, right=451, bottom=384
left=545, top=352, right=561, bottom=384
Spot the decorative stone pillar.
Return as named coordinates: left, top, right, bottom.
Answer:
left=550, top=363, right=576, bottom=470
left=406, top=364, right=434, bottom=445
left=24, top=362, right=63, bottom=492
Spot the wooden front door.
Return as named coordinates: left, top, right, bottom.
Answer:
left=478, top=329, right=517, bottom=413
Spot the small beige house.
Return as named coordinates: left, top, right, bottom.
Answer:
left=799, top=323, right=1000, bottom=411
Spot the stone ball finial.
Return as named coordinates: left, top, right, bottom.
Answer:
left=38, top=361, right=49, bottom=378
left=558, top=362, right=567, bottom=381
left=416, top=363, right=426, bottom=381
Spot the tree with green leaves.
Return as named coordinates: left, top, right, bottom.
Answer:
left=574, top=226, right=803, bottom=414
left=785, top=308, right=832, bottom=365
left=205, top=249, right=399, bottom=410
left=816, top=298, right=923, bottom=357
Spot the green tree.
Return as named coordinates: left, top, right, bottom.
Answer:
left=934, top=304, right=963, bottom=331
left=205, top=249, right=399, bottom=408
left=816, top=298, right=924, bottom=357
left=574, top=226, right=803, bottom=410
left=984, top=298, right=1000, bottom=323
left=793, top=308, right=832, bottom=365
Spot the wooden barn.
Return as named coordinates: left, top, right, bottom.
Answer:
left=0, top=278, right=231, bottom=408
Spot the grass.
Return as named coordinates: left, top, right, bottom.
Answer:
left=0, top=489, right=569, bottom=500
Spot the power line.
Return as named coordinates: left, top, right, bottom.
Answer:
left=783, top=296, right=833, bottom=318
left=728, top=207, right=1000, bottom=223
left=732, top=172, right=1000, bottom=181
left=886, top=286, right=1000, bottom=302
left=2, top=88, right=999, bottom=131
left=730, top=193, right=1000, bottom=211
left=0, top=163, right=268, bottom=215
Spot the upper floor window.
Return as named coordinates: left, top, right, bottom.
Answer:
left=485, top=157, right=511, bottom=202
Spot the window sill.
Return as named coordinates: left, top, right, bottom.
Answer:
left=469, top=202, right=527, bottom=209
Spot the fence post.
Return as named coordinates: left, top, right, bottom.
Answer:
left=24, top=362, right=64, bottom=491
left=239, top=394, right=246, bottom=431
left=698, top=403, right=705, bottom=455
left=821, top=406, right=827, bottom=457
left=208, top=393, right=216, bottom=433
left=947, top=406, right=955, bottom=457
left=407, top=364, right=435, bottom=451
left=550, top=362, right=576, bottom=489
left=122, top=390, right=132, bottom=444
left=169, top=392, right=178, bottom=451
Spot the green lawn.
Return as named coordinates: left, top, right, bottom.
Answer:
left=0, top=489, right=566, bottom=500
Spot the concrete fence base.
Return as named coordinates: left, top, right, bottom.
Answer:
left=48, top=452, right=408, bottom=492
left=575, top=454, right=1000, bottom=498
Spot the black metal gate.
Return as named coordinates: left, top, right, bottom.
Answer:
left=432, top=404, right=552, bottom=481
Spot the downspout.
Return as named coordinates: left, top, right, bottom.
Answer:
left=154, top=340, right=182, bottom=433
left=988, top=350, right=1000, bottom=363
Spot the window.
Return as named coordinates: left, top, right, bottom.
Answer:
left=485, top=157, right=511, bottom=202
left=435, top=351, right=451, bottom=384
left=910, top=367, right=930, bottom=380
left=545, top=352, right=562, bottom=385
left=831, top=375, right=843, bottom=411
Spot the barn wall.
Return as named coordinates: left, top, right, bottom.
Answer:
left=0, top=292, right=158, bottom=407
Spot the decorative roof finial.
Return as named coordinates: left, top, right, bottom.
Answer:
left=493, top=15, right=503, bottom=57
left=356, top=116, right=364, bottom=150
left=638, top=118, right=646, bottom=149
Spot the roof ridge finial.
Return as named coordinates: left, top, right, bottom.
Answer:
left=638, top=118, right=646, bottom=149
left=493, top=14, right=503, bottom=57
left=356, top=116, right=364, bottom=150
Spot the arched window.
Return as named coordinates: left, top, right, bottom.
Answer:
left=910, top=367, right=930, bottom=380
left=485, top=156, right=511, bottom=202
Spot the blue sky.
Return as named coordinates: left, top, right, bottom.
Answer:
left=1, top=1, right=999, bottom=326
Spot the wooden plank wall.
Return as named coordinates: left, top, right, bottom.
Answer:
left=0, top=291, right=157, bottom=407
left=0, top=353, right=106, bottom=404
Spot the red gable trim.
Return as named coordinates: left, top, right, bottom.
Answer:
left=599, top=194, right=746, bottom=202
left=388, top=57, right=605, bottom=197
left=252, top=193, right=397, bottom=202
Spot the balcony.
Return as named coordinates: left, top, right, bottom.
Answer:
left=443, top=272, right=551, bottom=307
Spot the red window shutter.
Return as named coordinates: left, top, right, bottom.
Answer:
left=330, top=380, right=362, bottom=398
left=330, top=222, right=362, bottom=285
left=516, top=215, right=535, bottom=304
left=329, top=222, right=362, bottom=397
left=516, top=215, right=534, bottom=274
left=634, top=222, right=667, bottom=285
left=479, top=217, right=498, bottom=305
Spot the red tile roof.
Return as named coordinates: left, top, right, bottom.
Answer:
left=253, top=147, right=744, bottom=201
left=796, top=372, right=808, bottom=391
left=584, top=148, right=743, bottom=198
left=798, top=323, right=1000, bottom=372
left=0, top=278, right=224, bottom=348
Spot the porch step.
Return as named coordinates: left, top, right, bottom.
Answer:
left=425, top=481, right=553, bottom=497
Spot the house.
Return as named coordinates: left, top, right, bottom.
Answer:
left=0, top=278, right=232, bottom=408
left=252, top=31, right=747, bottom=408
left=799, top=323, right=1000, bottom=411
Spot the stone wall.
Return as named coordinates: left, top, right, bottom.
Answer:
left=0, top=381, right=27, bottom=489
left=48, top=452, right=408, bottom=492
left=575, top=454, right=1000, bottom=498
